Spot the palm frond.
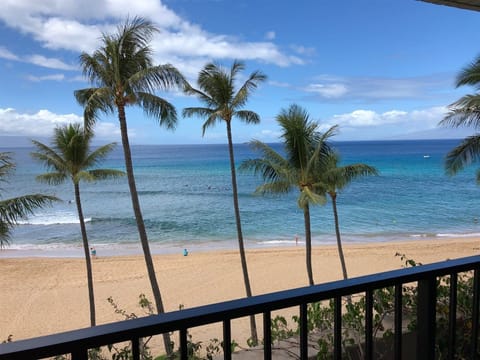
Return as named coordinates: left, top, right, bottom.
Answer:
left=445, top=135, right=480, bottom=175
left=440, top=94, right=480, bottom=129
left=0, top=152, right=15, bottom=184
left=130, top=64, right=186, bottom=94
left=456, top=56, right=480, bottom=89
left=36, top=173, right=68, bottom=185
left=0, top=194, right=58, bottom=226
left=235, top=110, right=261, bottom=125
left=136, top=92, right=177, bottom=130
left=232, top=69, right=267, bottom=109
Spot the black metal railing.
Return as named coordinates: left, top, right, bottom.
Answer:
left=1, top=255, right=480, bottom=360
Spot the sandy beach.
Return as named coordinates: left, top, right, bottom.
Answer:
left=1, top=238, right=479, bottom=354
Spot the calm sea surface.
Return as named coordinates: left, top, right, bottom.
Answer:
left=2, top=139, right=480, bottom=257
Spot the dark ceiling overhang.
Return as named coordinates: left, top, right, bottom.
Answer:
left=421, top=0, right=480, bottom=11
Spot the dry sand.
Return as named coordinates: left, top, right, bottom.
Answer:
left=1, top=238, right=479, bottom=353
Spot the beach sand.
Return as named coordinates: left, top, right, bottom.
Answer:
left=1, top=238, right=479, bottom=354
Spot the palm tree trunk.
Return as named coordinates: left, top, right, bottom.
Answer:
left=117, top=105, right=173, bottom=355
left=74, top=183, right=96, bottom=327
left=303, top=203, right=314, bottom=286
left=331, top=193, right=348, bottom=280
left=226, top=121, right=258, bottom=344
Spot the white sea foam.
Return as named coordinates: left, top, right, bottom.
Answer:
left=436, top=232, right=480, bottom=238
left=17, top=211, right=91, bottom=225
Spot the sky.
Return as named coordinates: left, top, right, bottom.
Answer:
left=0, top=0, right=479, bottom=146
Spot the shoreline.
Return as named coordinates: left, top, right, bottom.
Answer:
left=3, top=232, right=480, bottom=259
left=1, top=237, right=479, bottom=352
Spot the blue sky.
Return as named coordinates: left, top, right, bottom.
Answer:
left=0, top=0, right=479, bottom=145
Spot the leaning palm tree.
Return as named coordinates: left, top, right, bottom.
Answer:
left=320, top=151, right=378, bottom=280
left=0, top=153, right=58, bottom=248
left=440, top=53, right=480, bottom=180
left=74, top=17, right=184, bottom=353
left=182, top=60, right=266, bottom=343
left=241, top=104, right=337, bottom=286
left=31, top=123, right=124, bottom=327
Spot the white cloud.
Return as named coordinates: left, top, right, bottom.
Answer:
left=0, top=46, right=19, bottom=60
left=26, top=54, right=77, bottom=70
left=0, top=108, right=120, bottom=140
left=265, top=31, right=276, bottom=40
left=0, top=0, right=303, bottom=75
left=304, top=74, right=453, bottom=102
left=305, top=83, right=348, bottom=98
left=327, top=106, right=447, bottom=136
left=25, top=73, right=65, bottom=82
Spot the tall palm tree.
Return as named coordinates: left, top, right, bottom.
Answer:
left=74, top=17, right=184, bottom=353
left=440, top=53, right=480, bottom=179
left=320, top=152, right=378, bottom=280
left=182, top=60, right=266, bottom=342
left=241, top=104, right=337, bottom=286
left=31, top=123, right=124, bottom=327
left=0, top=153, right=58, bottom=248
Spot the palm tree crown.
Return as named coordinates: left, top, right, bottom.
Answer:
left=75, top=16, right=185, bottom=131
left=183, top=60, right=267, bottom=132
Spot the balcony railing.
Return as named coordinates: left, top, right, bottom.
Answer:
left=1, top=255, right=479, bottom=360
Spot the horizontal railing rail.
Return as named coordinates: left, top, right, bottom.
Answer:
left=1, top=255, right=480, bottom=359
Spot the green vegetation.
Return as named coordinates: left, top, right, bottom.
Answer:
left=31, top=123, right=124, bottom=327
left=0, top=152, right=58, bottom=248
left=240, top=104, right=337, bottom=285
left=74, top=16, right=185, bottom=354
left=440, top=53, right=480, bottom=181
left=183, top=60, right=267, bottom=343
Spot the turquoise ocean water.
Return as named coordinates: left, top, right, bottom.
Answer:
left=2, top=139, right=480, bottom=257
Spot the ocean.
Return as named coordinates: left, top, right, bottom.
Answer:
left=2, top=139, right=479, bottom=258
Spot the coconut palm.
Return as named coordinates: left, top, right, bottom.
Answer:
left=31, top=123, right=124, bottom=327
left=182, top=60, right=266, bottom=342
left=0, top=153, right=58, bottom=248
left=440, top=53, right=480, bottom=180
left=74, top=16, right=184, bottom=352
left=241, top=104, right=337, bottom=286
left=320, top=151, right=378, bottom=280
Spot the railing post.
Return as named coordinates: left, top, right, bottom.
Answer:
left=334, top=296, right=342, bottom=360
left=300, top=303, right=308, bottom=359
left=180, top=328, right=188, bottom=360
left=394, top=283, right=403, bottom=360
left=223, top=319, right=232, bottom=360
left=263, top=311, right=272, bottom=360
left=416, top=275, right=437, bottom=360
left=71, top=348, right=88, bottom=360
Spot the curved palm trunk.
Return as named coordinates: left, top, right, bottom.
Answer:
left=117, top=105, right=172, bottom=355
left=303, top=203, right=314, bottom=286
left=331, top=193, right=348, bottom=280
left=226, top=121, right=258, bottom=344
left=74, top=183, right=96, bottom=327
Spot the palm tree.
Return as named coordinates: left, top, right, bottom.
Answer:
left=439, top=53, right=480, bottom=179
left=320, top=151, right=378, bottom=279
left=31, top=123, right=124, bottom=327
left=182, top=60, right=266, bottom=343
left=0, top=153, right=58, bottom=248
left=241, top=104, right=337, bottom=286
left=74, top=17, right=184, bottom=353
